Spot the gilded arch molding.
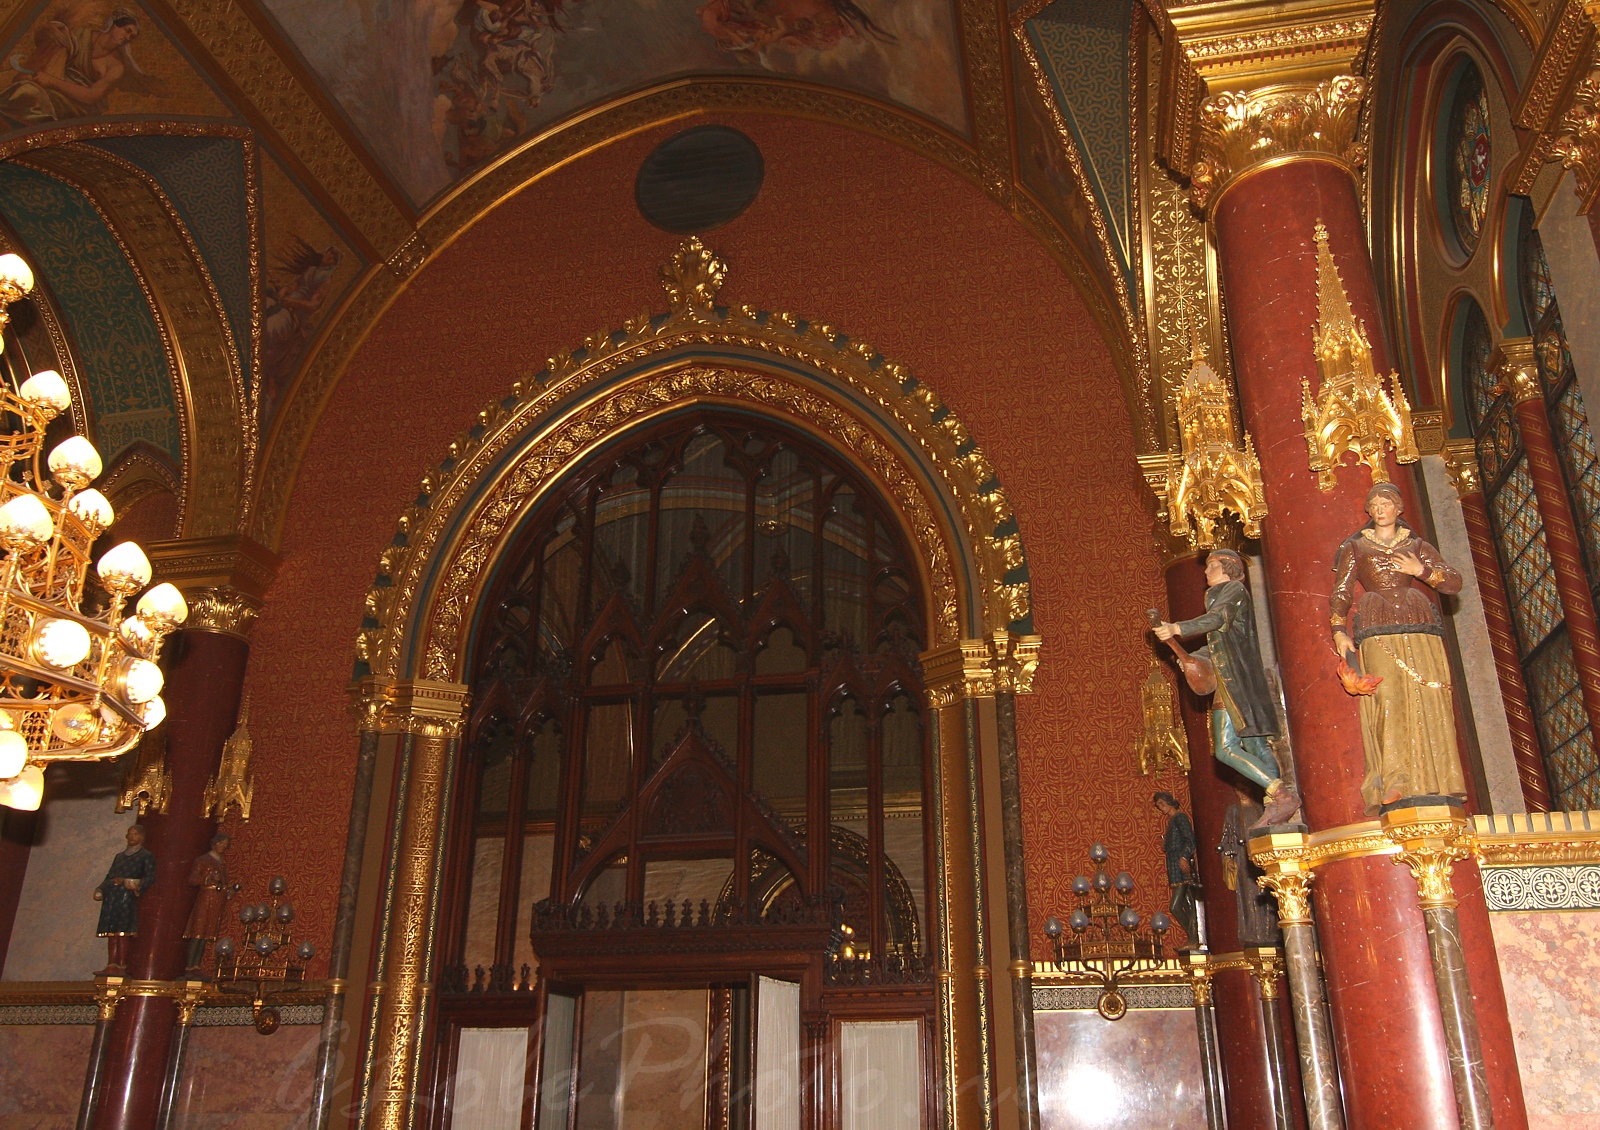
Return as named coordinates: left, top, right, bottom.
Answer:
left=356, top=240, right=1037, bottom=686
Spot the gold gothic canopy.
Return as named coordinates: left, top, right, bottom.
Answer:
left=1301, top=221, right=1419, bottom=490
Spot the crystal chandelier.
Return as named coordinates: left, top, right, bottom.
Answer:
left=0, top=253, right=186, bottom=811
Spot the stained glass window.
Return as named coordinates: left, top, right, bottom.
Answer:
left=1462, top=301, right=1496, bottom=430
left=1445, top=60, right=1491, bottom=255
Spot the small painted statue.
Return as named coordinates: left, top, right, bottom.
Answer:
left=183, top=830, right=235, bottom=975
left=1219, top=784, right=1281, bottom=947
left=1331, top=481, right=1467, bottom=811
left=1154, top=548, right=1301, bottom=826
left=93, top=823, right=155, bottom=975
left=1153, top=791, right=1200, bottom=943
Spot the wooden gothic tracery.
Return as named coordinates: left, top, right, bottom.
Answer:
left=437, top=409, right=936, bottom=1012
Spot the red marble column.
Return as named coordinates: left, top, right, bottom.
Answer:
left=1211, top=157, right=1526, bottom=1130
left=93, top=627, right=250, bottom=1130
left=1506, top=369, right=1600, bottom=747
left=1451, top=462, right=1552, bottom=810
left=1162, top=549, right=1301, bottom=1130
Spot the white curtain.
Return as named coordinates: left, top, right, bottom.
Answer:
left=839, top=1020, right=922, bottom=1130
left=754, top=976, right=801, bottom=1130
left=452, top=1027, right=530, bottom=1130
left=536, top=994, right=577, bottom=1129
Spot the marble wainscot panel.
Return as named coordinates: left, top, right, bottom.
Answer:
left=0, top=1024, right=92, bottom=1129
left=4, top=761, right=129, bottom=981
left=171, top=1023, right=319, bottom=1129
left=1489, top=905, right=1600, bottom=1126
left=1035, top=1004, right=1206, bottom=1130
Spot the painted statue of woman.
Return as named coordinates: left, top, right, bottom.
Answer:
left=1331, top=482, right=1467, bottom=812
left=92, top=823, right=156, bottom=976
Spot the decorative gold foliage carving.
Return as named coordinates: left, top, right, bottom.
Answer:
left=354, top=242, right=1034, bottom=687
left=1191, top=76, right=1368, bottom=209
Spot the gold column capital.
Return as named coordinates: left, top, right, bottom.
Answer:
left=1244, top=946, right=1284, bottom=1000
left=1249, top=829, right=1317, bottom=925
left=1495, top=337, right=1543, bottom=404
left=387, top=679, right=471, bottom=739
left=1160, top=1, right=1375, bottom=209
left=921, top=634, right=1042, bottom=706
left=1444, top=440, right=1482, bottom=497
left=144, top=535, right=280, bottom=640
left=1382, top=802, right=1473, bottom=910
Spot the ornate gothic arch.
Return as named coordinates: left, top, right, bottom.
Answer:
left=355, top=240, right=1037, bottom=685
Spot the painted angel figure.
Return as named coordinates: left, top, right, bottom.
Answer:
left=698, top=0, right=896, bottom=59
left=0, top=5, right=156, bottom=127
left=260, top=238, right=342, bottom=413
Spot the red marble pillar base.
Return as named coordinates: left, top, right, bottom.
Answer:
left=1211, top=156, right=1524, bottom=1130
left=94, top=629, right=249, bottom=1130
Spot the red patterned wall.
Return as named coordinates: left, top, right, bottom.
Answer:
left=234, top=114, right=1176, bottom=971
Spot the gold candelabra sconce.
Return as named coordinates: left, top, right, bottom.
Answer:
left=1163, top=291, right=1266, bottom=549
left=212, top=876, right=315, bottom=1035
left=1044, top=844, right=1173, bottom=1020
left=1301, top=221, right=1418, bottom=491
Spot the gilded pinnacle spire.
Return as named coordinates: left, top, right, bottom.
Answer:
left=1164, top=276, right=1266, bottom=548
left=1301, top=219, right=1418, bottom=490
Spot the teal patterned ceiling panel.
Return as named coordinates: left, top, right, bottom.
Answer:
left=0, top=161, right=180, bottom=462
left=89, top=135, right=252, bottom=377
left=1024, top=0, right=1133, bottom=278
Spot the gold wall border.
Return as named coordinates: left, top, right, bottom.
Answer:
left=356, top=246, right=1036, bottom=683
left=250, top=77, right=1137, bottom=551
left=1011, top=0, right=1152, bottom=446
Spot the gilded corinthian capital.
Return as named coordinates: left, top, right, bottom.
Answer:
left=1158, top=1, right=1376, bottom=209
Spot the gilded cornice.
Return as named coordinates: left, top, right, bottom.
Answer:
left=145, top=534, right=280, bottom=602
left=356, top=241, right=1035, bottom=686
left=1509, top=1, right=1600, bottom=205
left=922, top=634, right=1043, bottom=707
left=143, top=0, right=413, bottom=260
left=1155, top=2, right=1375, bottom=212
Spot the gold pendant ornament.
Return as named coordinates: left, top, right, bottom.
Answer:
left=1301, top=221, right=1419, bottom=490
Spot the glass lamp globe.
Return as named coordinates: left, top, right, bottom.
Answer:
left=214, top=937, right=235, bottom=960
left=1118, top=907, right=1141, bottom=931
left=50, top=703, right=97, bottom=745
left=32, top=617, right=91, bottom=668
left=0, top=493, right=53, bottom=548
left=0, top=730, right=25, bottom=778
left=139, top=696, right=166, bottom=730
left=1114, top=871, right=1135, bottom=894
left=120, top=658, right=164, bottom=704
left=0, top=765, right=43, bottom=811
left=97, top=542, right=151, bottom=594
left=19, top=370, right=69, bottom=417
left=119, top=617, right=155, bottom=656
left=135, top=583, right=188, bottom=631
left=47, top=436, right=101, bottom=487
left=0, top=254, right=34, bottom=295
left=68, top=489, right=114, bottom=532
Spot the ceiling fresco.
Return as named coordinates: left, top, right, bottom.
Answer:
left=257, top=0, right=971, bottom=206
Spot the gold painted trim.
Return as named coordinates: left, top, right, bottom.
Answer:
left=1205, top=150, right=1366, bottom=217
left=1473, top=809, right=1600, bottom=865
